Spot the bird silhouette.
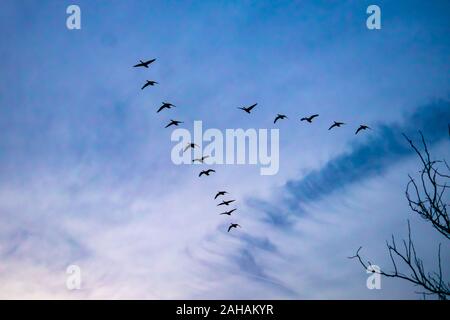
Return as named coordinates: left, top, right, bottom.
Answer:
left=274, top=114, right=288, bottom=123
left=199, top=169, right=215, bottom=177
left=328, top=121, right=345, bottom=130
left=355, top=125, right=371, bottom=135
left=165, top=119, right=183, bottom=128
left=157, top=102, right=176, bottom=113
left=227, top=223, right=241, bottom=232
left=301, top=114, right=319, bottom=123
left=238, top=103, right=257, bottom=114
left=141, top=80, right=158, bottom=90
left=183, top=143, right=199, bottom=153
left=217, top=199, right=235, bottom=206
left=220, top=208, right=237, bottom=216
left=133, top=58, right=156, bottom=68
left=192, top=155, right=210, bottom=163
left=214, top=191, right=228, bottom=199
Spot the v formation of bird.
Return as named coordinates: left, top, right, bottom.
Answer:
left=134, top=57, right=373, bottom=233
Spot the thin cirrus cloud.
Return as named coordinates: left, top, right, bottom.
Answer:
left=286, top=100, right=450, bottom=206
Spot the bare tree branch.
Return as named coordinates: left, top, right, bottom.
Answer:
left=402, top=132, right=449, bottom=240
left=350, top=132, right=449, bottom=300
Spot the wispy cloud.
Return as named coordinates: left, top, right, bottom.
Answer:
left=285, top=100, right=450, bottom=206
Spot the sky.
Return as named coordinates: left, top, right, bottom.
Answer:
left=0, top=0, right=449, bottom=299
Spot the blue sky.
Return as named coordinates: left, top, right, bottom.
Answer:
left=0, top=0, right=449, bottom=298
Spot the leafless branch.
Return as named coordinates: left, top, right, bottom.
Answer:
left=349, top=222, right=449, bottom=299
left=351, top=132, right=449, bottom=300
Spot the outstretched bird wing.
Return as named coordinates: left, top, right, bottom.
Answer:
left=247, top=103, right=257, bottom=111
left=329, top=122, right=343, bottom=130
left=134, top=59, right=155, bottom=68
left=144, top=58, right=156, bottom=65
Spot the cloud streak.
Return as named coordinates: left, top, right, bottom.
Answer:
left=285, top=100, right=450, bottom=206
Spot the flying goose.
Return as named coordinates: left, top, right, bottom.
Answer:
left=328, top=121, right=345, bottom=130
left=214, top=191, right=228, bottom=199
left=217, top=199, right=235, bottom=206
left=141, top=80, right=158, bottom=90
left=199, top=169, right=215, bottom=177
left=165, top=119, right=183, bottom=128
left=157, top=102, right=176, bottom=113
left=227, top=223, right=241, bottom=232
left=301, top=114, right=319, bottom=123
left=133, top=58, right=156, bottom=68
left=274, top=114, right=288, bottom=123
left=238, top=103, right=257, bottom=114
left=183, top=143, right=199, bottom=153
left=192, top=155, right=210, bottom=163
left=220, top=209, right=237, bottom=216
left=355, top=125, right=371, bottom=135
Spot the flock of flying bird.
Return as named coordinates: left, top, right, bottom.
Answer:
left=237, top=103, right=371, bottom=134
left=133, top=57, right=372, bottom=233
left=134, top=58, right=241, bottom=233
